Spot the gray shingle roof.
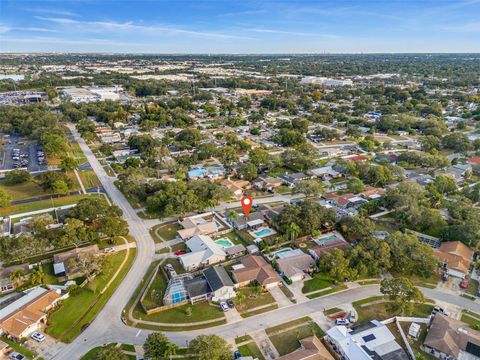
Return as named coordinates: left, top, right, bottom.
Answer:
left=203, top=266, right=234, bottom=291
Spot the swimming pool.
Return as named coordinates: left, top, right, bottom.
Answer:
left=254, top=228, right=273, bottom=237
left=318, top=234, right=338, bottom=243
left=188, top=167, right=206, bottom=178
left=273, top=248, right=293, bottom=257
left=215, top=238, right=235, bottom=248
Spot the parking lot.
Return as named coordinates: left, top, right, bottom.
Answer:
left=0, top=133, right=48, bottom=173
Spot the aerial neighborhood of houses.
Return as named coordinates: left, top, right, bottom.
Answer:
left=0, top=52, right=479, bottom=360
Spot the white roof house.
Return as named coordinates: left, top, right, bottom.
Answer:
left=179, top=235, right=226, bottom=271
left=326, top=320, right=408, bottom=360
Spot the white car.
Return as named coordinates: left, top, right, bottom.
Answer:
left=31, top=332, right=45, bottom=342
left=103, top=247, right=115, bottom=254
left=220, top=302, right=229, bottom=312
left=9, top=352, right=26, bottom=360
left=335, top=318, right=350, bottom=326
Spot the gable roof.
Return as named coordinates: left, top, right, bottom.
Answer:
left=278, top=336, right=334, bottom=360
left=432, top=241, right=473, bottom=274
left=424, top=313, right=480, bottom=358
left=203, top=266, right=234, bottom=291
left=184, top=277, right=211, bottom=298
left=0, top=288, right=60, bottom=338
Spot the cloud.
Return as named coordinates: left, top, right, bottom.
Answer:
left=0, top=25, right=11, bottom=33
left=35, top=17, right=252, bottom=40
left=0, top=36, right=144, bottom=47
left=26, top=8, right=79, bottom=17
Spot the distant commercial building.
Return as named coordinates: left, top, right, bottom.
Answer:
left=300, top=76, right=353, bottom=87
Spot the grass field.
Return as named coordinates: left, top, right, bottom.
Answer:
left=0, top=193, right=95, bottom=217
left=269, top=321, right=323, bottom=356
left=78, top=170, right=101, bottom=189
left=306, top=285, right=348, bottom=299
left=134, top=301, right=225, bottom=324
left=0, top=180, right=50, bottom=200
left=238, top=342, right=265, bottom=360
left=302, top=273, right=336, bottom=293
left=266, top=317, right=312, bottom=335
left=236, top=288, right=276, bottom=312
left=150, top=223, right=181, bottom=242
left=354, top=301, right=433, bottom=323
left=46, top=249, right=136, bottom=342
left=240, top=304, right=278, bottom=318
left=141, top=269, right=167, bottom=310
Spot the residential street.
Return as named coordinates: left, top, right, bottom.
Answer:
left=51, top=125, right=480, bottom=360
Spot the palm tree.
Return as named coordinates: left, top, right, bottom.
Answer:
left=163, top=341, right=178, bottom=359
left=250, top=282, right=263, bottom=298
left=226, top=210, right=238, bottom=225
left=30, top=267, right=45, bottom=285
left=286, top=222, right=301, bottom=244
left=9, top=269, right=24, bottom=287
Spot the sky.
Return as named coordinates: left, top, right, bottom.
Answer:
left=1, top=0, right=480, bottom=53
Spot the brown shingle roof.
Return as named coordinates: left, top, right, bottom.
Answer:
left=233, top=255, right=281, bottom=286
left=0, top=290, right=60, bottom=338
left=424, top=313, right=480, bottom=358
left=278, top=336, right=334, bottom=360
left=432, top=241, right=474, bottom=274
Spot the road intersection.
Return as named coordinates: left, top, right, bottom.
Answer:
left=52, top=125, right=480, bottom=359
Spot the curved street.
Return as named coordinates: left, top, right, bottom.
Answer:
left=52, top=125, right=480, bottom=359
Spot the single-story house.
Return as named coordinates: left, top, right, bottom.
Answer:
left=433, top=241, right=474, bottom=279
left=326, top=320, right=409, bottom=360
left=277, top=252, right=316, bottom=282
left=177, top=213, right=219, bottom=240
left=360, top=187, right=385, bottom=200
left=203, top=266, right=236, bottom=302
left=253, top=176, right=283, bottom=191
left=424, top=313, right=480, bottom=360
left=179, top=235, right=227, bottom=271
left=0, top=264, right=29, bottom=294
left=309, top=232, right=349, bottom=260
left=227, top=211, right=265, bottom=230
left=225, top=244, right=246, bottom=258
left=278, top=336, right=334, bottom=360
left=184, top=277, right=211, bottom=304
left=0, top=287, right=61, bottom=339
left=233, top=255, right=281, bottom=289
left=309, top=166, right=340, bottom=180
left=221, top=178, right=250, bottom=199
left=53, top=244, right=99, bottom=279
left=277, top=173, right=311, bottom=188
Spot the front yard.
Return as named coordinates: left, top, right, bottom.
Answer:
left=302, top=272, right=336, bottom=293
left=150, top=223, right=181, bottom=242
left=235, top=287, right=276, bottom=313
left=268, top=320, right=323, bottom=356
left=353, top=300, right=434, bottom=324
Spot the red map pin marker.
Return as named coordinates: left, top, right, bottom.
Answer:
left=241, top=196, right=253, bottom=217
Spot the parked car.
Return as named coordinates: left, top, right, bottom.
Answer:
left=103, top=247, right=115, bottom=254
left=227, top=299, right=235, bottom=308
left=31, top=332, right=45, bottom=342
left=174, top=250, right=186, bottom=256
left=9, top=352, right=26, bottom=360
left=233, top=350, right=242, bottom=359
left=432, top=305, right=450, bottom=317
left=220, top=302, right=229, bottom=312
left=335, top=318, right=350, bottom=326
left=441, top=273, right=449, bottom=281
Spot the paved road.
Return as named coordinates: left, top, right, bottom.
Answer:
left=53, top=125, right=480, bottom=359
left=52, top=125, right=157, bottom=360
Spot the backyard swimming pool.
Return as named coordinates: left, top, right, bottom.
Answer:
left=254, top=228, right=273, bottom=237
left=188, top=167, right=206, bottom=178
left=215, top=238, right=235, bottom=248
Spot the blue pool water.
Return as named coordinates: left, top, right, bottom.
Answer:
left=255, top=228, right=273, bottom=237
left=188, top=167, right=206, bottom=178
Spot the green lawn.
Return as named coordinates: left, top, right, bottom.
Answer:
left=46, top=249, right=136, bottom=342
left=0, top=194, right=96, bottom=217
left=269, top=322, right=323, bottom=356
left=240, top=304, right=278, bottom=318
left=467, top=279, right=479, bottom=296
left=141, top=269, right=168, bottom=310
left=302, top=273, right=336, bottom=293
left=0, top=180, right=49, bottom=200
left=162, top=258, right=185, bottom=274
left=238, top=342, right=265, bottom=360
left=324, top=307, right=343, bottom=316
left=134, top=301, right=225, bottom=324
left=235, top=335, right=252, bottom=344
left=358, top=280, right=381, bottom=285
left=306, top=285, right=348, bottom=299
left=236, top=287, right=276, bottom=312
left=266, top=317, right=312, bottom=335
left=461, top=310, right=480, bottom=329
left=78, top=170, right=101, bottom=188
left=150, top=223, right=181, bottom=242
left=354, top=301, right=433, bottom=323
left=80, top=343, right=117, bottom=360
left=275, top=185, right=292, bottom=194
left=400, top=322, right=437, bottom=360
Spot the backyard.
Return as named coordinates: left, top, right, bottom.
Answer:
left=133, top=301, right=225, bottom=324
left=46, top=249, right=136, bottom=342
